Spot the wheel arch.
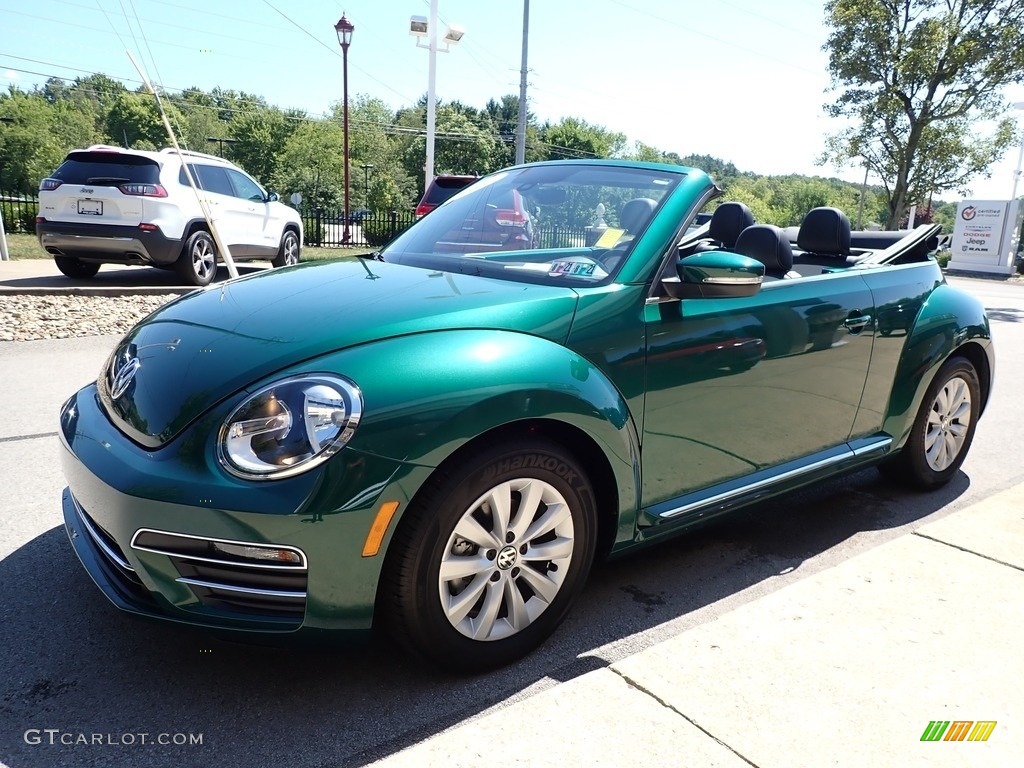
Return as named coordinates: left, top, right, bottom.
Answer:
left=882, top=283, right=994, bottom=449
left=395, top=418, right=624, bottom=565
left=179, top=218, right=211, bottom=254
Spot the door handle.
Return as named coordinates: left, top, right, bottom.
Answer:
left=843, top=314, right=872, bottom=333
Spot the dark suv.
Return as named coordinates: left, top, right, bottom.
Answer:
left=415, top=174, right=478, bottom=217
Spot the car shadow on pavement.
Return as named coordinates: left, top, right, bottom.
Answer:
left=0, top=467, right=969, bottom=768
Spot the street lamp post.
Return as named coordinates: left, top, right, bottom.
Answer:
left=361, top=163, right=374, bottom=207
left=409, top=3, right=463, bottom=191
left=335, top=14, right=355, bottom=244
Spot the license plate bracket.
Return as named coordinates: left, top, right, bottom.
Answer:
left=77, top=200, right=103, bottom=216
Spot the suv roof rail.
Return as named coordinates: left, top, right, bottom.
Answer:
left=160, top=147, right=229, bottom=164
left=84, top=144, right=129, bottom=152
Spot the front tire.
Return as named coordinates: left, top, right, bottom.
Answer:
left=879, top=356, right=980, bottom=490
left=54, top=256, right=99, bottom=278
left=380, top=440, right=597, bottom=672
left=176, top=230, right=217, bottom=286
left=272, top=229, right=300, bottom=268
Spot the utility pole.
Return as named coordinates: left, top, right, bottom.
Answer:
left=515, top=0, right=530, bottom=165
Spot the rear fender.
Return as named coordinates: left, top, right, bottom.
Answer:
left=883, top=283, right=993, bottom=448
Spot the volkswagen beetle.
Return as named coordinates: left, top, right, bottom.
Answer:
left=59, top=160, right=994, bottom=672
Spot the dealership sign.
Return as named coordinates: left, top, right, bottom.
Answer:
left=947, top=199, right=1021, bottom=275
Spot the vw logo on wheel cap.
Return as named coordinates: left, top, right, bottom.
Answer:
left=496, top=545, right=518, bottom=570
left=110, top=355, right=141, bottom=400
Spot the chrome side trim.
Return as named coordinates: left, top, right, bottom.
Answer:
left=74, top=500, right=135, bottom=572
left=703, top=276, right=762, bottom=285
left=658, top=451, right=852, bottom=519
left=852, top=437, right=893, bottom=456
left=175, top=577, right=306, bottom=600
left=131, top=528, right=307, bottom=569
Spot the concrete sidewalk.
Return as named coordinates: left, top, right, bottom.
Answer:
left=369, top=484, right=1024, bottom=768
left=0, top=258, right=267, bottom=296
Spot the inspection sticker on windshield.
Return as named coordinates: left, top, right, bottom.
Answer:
left=550, top=261, right=597, bottom=277
left=594, top=227, right=624, bottom=248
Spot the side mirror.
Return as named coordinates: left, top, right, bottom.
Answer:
left=662, top=251, right=764, bottom=299
left=267, top=192, right=279, bottom=202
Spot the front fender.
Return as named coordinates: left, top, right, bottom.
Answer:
left=883, top=282, right=993, bottom=447
left=296, top=329, right=641, bottom=522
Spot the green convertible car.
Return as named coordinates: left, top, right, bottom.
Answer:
left=60, top=160, right=994, bottom=671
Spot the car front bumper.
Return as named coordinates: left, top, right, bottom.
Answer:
left=59, top=385, right=425, bottom=641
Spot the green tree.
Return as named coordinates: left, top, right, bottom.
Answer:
left=105, top=91, right=184, bottom=149
left=0, top=88, right=99, bottom=192
left=227, top=108, right=294, bottom=183
left=347, top=96, right=417, bottom=211
left=273, top=119, right=345, bottom=211
left=822, top=0, right=1024, bottom=228
left=541, top=117, right=626, bottom=160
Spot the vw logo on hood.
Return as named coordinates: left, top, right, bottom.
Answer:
left=109, top=353, right=141, bottom=400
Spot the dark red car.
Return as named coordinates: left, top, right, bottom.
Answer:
left=415, top=174, right=478, bottom=217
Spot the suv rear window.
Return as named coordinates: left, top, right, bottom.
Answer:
left=422, top=176, right=476, bottom=206
left=53, top=152, right=161, bottom=186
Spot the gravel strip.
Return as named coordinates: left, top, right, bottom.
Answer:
left=0, top=294, right=179, bottom=342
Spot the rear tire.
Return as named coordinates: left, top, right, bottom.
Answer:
left=878, top=356, right=980, bottom=490
left=379, top=440, right=597, bottom=672
left=272, top=229, right=300, bottom=268
left=53, top=256, right=99, bottom=279
left=176, top=230, right=217, bottom=287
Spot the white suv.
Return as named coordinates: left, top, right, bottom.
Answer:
left=36, top=146, right=303, bottom=286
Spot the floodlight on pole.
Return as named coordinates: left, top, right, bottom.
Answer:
left=410, top=1, right=463, bottom=191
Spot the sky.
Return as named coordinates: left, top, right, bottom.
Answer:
left=2, top=0, right=1023, bottom=202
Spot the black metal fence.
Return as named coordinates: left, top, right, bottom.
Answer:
left=301, top=209, right=416, bottom=248
left=0, top=191, right=39, bottom=233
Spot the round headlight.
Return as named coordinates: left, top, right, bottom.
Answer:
left=218, top=374, right=362, bottom=480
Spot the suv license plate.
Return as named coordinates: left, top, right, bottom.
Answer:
left=77, top=200, right=103, bottom=216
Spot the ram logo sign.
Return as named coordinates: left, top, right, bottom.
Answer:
left=920, top=720, right=997, bottom=742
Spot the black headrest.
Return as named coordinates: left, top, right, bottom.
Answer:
left=708, top=201, right=755, bottom=247
left=620, top=198, right=657, bottom=234
left=735, top=224, right=793, bottom=273
left=797, top=207, right=851, bottom=255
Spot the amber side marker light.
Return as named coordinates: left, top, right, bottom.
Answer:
left=362, top=501, right=400, bottom=557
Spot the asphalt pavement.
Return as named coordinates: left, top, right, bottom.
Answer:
left=0, top=258, right=1021, bottom=767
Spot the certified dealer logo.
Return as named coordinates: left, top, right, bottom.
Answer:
left=960, top=206, right=977, bottom=221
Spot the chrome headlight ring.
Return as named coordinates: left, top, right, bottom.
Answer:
left=217, top=374, right=362, bottom=481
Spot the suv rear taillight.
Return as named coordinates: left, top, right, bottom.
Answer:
left=494, top=209, right=528, bottom=227
left=40, top=178, right=63, bottom=191
left=119, top=183, right=168, bottom=197
left=415, top=203, right=434, bottom=218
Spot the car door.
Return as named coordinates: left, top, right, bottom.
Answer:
left=641, top=272, right=875, bottom=515
left=224, top=169, right=280, bottom=257
left=191, top=163, right=240, bottom=251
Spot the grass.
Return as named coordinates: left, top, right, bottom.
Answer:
left=1, top=231, right=376, bottom=262
left=3, top=232, right=48, bottom=259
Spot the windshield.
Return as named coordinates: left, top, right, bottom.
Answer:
left=382, top=164, right=681, bottom=286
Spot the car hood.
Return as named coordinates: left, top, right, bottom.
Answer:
left=100, top=259, right=580, bottom=447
